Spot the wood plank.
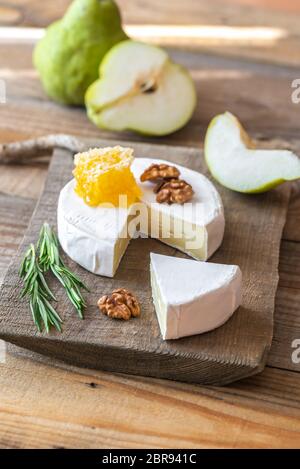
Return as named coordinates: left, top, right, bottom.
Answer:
left=0, top=140, right=290, bottom=385
left=283, top=183, right=300, bottom=242
left=0, top=191, right=297, bottom=375
left=267, top=239, right=300, bottom=371
left=0, top=163, right=47, bottom=199
left=268, top=285, right=300, bottom=371
left=256, top=140, right=300, bottom=243
left=0, top=350, right=300, bottom=448
left=0, top=189, right=298, bottom=375
left=0, top=13, right=299, bottom=446
left=0, top=192, right=35, bottom=285
left=4, top=0, right=300, bottom=26
left=1, top=1, right=300, bottom=67
left=1, top=43, right=300, bottom=150
left=7, top=343, right=300, bottom=416
left=279, top=240, right=300, bottom=291
left=0, top=154, right=298, bottom=448
left=229, top=0, right=300, bottom=12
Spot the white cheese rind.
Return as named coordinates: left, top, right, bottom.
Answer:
left=132, top=158, right=225, bottom=260
left=150, top=253, right=242, bottom=340
left=57, top=179, right=131, bottom=277
left=57, top=158, right=225, bottom=277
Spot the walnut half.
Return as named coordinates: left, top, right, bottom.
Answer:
left=156, top=179, right=194, bottom=205
left=98, top=288, right=141, bottom=320
left=140, top=163, right=180, bottom=182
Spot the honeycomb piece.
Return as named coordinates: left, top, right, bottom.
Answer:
left=73, top=146, right=141, bottom=207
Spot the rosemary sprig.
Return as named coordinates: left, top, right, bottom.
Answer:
left=38, top=223, right=88, bottom=319
left=19, top=223, right=89, bottom=332
left=19, top=244, right=63, bottom=333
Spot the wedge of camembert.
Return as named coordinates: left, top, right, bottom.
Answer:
left=150, top=253, right=242, bottom=339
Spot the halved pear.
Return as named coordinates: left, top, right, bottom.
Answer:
left=204, top=112, right=300, bottom=193
left=85, top=40, right=196, bottom=136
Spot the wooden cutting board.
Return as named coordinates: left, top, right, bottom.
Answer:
left=0, top=138, right=291, bottom=385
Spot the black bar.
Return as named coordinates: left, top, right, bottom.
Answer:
left=0, top=449, right=298, bottom=466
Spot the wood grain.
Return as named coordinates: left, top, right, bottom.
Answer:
left=1, top=42, right=299, bottom=152
left=0, top=190, right=297, bottom=376
left=0, top=141, right=297, bottom=444
left=279, top=240, right=300, bottom=291
left=0, top=192, right=35, bottom=285
left=283, top=183, right=300, bottom=242
left=268, top=285, right=300, bottom=371
left=1, top=0, right=300, bottom=67
left=0, top=139, right=291, bottom=385
left=0, top=163, right=47, bottom=199
left=0, top=350, right=300, bottom=448
left=0, top=5, right=299, bottom=446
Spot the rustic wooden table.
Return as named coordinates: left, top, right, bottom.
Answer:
left=0, top=0, right=300, bottom=448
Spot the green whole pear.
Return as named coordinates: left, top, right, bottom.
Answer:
left=33, top=0, right=128, bottom=105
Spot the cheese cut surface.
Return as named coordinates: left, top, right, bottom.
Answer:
left=57, top=158, right=225, bottom=277
left=132, top=158, right=225, bottom=261
left=150, top=253, right=242, bottom=340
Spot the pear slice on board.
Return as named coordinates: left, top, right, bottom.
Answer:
left=204, top=112, right=300, bottom=193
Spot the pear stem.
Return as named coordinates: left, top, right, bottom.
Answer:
left=0, top=134, right=86, bottom=164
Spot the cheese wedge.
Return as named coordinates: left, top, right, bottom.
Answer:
left=150, top=253, right=242, bottom=339
left=57, top=158, right=225, bottom=277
